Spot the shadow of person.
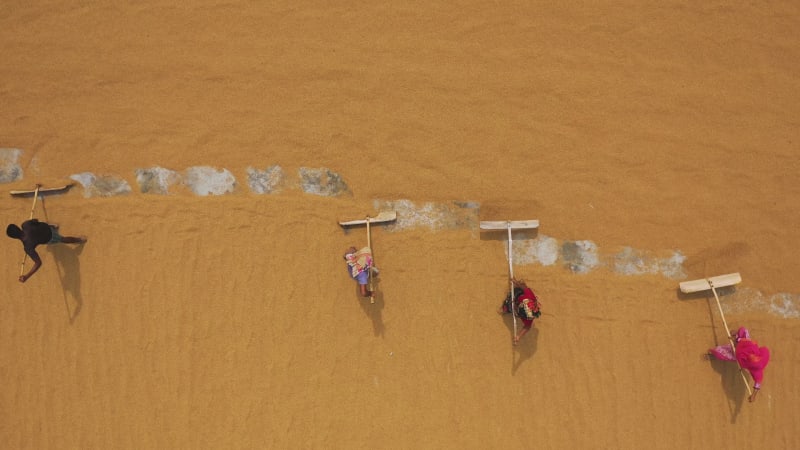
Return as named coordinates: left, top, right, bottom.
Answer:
left=513, top=327, right=539, bottom=374
left=356, top=277, right=385, bottom=337
left=50, top=242, right=85, bottom=324
left=707, top=355, right=747, bottom=423
left=498, top=310, right=539, bottom=373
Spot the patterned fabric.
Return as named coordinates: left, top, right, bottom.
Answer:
left=345, top=247, right=373, bottom=278
left=517, top=288, right=540, bottom=319
left=709, top=344, right=736, bottom=361
left=519, top=298, right=535, bottom=319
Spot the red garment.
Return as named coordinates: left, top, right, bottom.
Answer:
left=736, top=339, right=770, bottom=388
left=708, top=327, right=770, bottom=389
left=501, top=286, right=539, bottom=328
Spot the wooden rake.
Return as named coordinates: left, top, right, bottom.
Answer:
left=680, top=272, right=752, bottom=396
left=480, top=220, right=539, bottom=341
left=339, top=211, right=397, bottom=303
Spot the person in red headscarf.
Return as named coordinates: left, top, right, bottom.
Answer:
left=708, top=327, right=771, bottom=402
left=497, top=278, right=541, bottom=345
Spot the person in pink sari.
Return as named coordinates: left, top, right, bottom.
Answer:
left=708, top=327, right=770, bottom=402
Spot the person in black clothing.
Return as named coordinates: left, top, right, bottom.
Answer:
left=6, top=219, right=86, bottom=283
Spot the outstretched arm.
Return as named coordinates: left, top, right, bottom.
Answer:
left=19, top=251, right=41, bottom=283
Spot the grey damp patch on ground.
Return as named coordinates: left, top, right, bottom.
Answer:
left=183, top=166, right=236, bottom=196
left=613, top=247, right=686, bottom=279
left=454, top=201, right=481, bottom=210
left=561, top=240, right=600, bottom=273
left=247, top=165, right=285, bottom=194
left=513, top=234, right=560, bottom=266
left=719, top=287, right=800, bottom=319
left=70, top=172, right=132, bottom=197
left=298, top=167, right=350, bottom=197
left=768, top=293, right=800, bottom=318
left=0, top=148, right=24, bottom=183
left=373, top=199, right=480, bottom=231
left=135, top=167, right=181, bottom=194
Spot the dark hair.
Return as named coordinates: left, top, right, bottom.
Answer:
left=6, top=224, right=22, bottom=239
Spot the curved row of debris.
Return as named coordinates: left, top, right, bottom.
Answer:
left=70, top=166, right=351, bottom=198
left=0, top=147, right=740, bottom=281
left=2, top=148, right=796, bottom=316
left=1, top=149, right=351, bottom=198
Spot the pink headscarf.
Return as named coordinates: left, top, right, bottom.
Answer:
left=736, top=327, right=750, bottom=341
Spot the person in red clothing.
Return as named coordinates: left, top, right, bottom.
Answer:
left=497, top=278, right=541, bottom=345
left=6, top=219, right=86, bottom=283
left=708, top=326, right=770, bottom=402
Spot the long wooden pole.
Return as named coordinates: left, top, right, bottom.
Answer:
left=709, top=280, right=752, bottom=396
left=507, top=223, right=517, bottom=339
left=366, top=216, right=374, bottom=304
left=19, top=185, right=41, bottom=277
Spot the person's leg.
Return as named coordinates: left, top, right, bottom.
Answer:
left=48, top=226, right=86, bottom=244
left=514, top=324, right=532, bottom=345
left=356, top=271, right=371, bottom=297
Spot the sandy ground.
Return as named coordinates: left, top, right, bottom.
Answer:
left=1, top=1, right=799, bottom=448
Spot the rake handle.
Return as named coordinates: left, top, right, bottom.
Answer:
left=508, top=223, right=517, bottom=340
left=19, top=185, right=41, bottom=277
left=709, top=281, right=752, bottom=396
left=366, top=216, right=374, bottom=304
